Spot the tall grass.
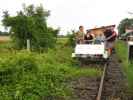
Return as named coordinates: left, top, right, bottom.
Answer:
left=116, top=40, right=133, bottom=93
left=0, top=39, right=101, bottom=99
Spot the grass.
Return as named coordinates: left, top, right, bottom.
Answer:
left=116, top=40, right=133, bottom=93
left=37, top=47, right=101, bottom=78
left=0, top=38, right=101, bottom=99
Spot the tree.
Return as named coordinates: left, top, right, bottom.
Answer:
left=2, top=4, right=59, bottom=50
left=118, top=18, right=133, bottom=35
left=67, top=30, right=76, bottom=47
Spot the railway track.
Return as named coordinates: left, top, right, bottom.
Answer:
left=101, top=54, right=125, bottom=100
left=96, top=63, right=107, bottom=100
left=71, top=54, right=125, bottom=100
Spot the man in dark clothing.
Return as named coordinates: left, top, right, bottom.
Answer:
left=104, top=27, right=117, bottom=55
left=84, top=30, right=95, bottom=44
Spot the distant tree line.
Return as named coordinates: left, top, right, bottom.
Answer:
left=0, top=31, right=9, bottom=36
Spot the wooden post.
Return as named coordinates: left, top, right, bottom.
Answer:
left=128, top=42, right=133, bottom=62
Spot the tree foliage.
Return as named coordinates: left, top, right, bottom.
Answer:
left=118, top=18, right=133, bottom=35
left=0, top=31, right=9, bottom=36
left=2, top=4, right=59, bottom=50
left=67, top=30, right=76, bottom=47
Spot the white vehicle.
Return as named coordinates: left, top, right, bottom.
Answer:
left=72, top=41, right=109, bottom=61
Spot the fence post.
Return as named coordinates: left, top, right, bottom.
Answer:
left=128, top=41, right=133, bottom=63
left=27, top=39, right=30, bottom=51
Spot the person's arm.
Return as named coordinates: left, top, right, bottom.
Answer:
left=106, top=31, right=116, bottom=40
left=75, top=32, right=79, bottom=40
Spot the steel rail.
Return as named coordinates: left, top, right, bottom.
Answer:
left=96, top=63, right=107, bottom=100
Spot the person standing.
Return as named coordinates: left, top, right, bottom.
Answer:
left=110, top=26, right=117, bottom=52
left=104, top=26, right=117, bottom=55
left=75, top=26, right=85, bottom=44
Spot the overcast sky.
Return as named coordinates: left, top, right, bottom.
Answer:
left=0, top=0, right=133, bottom=34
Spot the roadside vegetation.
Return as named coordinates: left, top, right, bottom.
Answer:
left=0, top=38, right=101, bottom=99
left=116, top=40, right=133, bottom=93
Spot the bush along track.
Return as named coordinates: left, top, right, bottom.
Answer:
left=0, top=40, right=130, bottom=100
left=116, top=40, right=133, bottom=99
left=0, top=46, right=101, bottom=100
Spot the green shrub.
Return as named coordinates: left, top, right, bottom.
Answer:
left=67, top=33, right=76, bottom=47
left=0, top=52, right=40, bottom=99
left=116, top=40, right=133, bottom=93
left=0, top=51, right=71, bottom=99
left=0, top=46, right=101, bottom=99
